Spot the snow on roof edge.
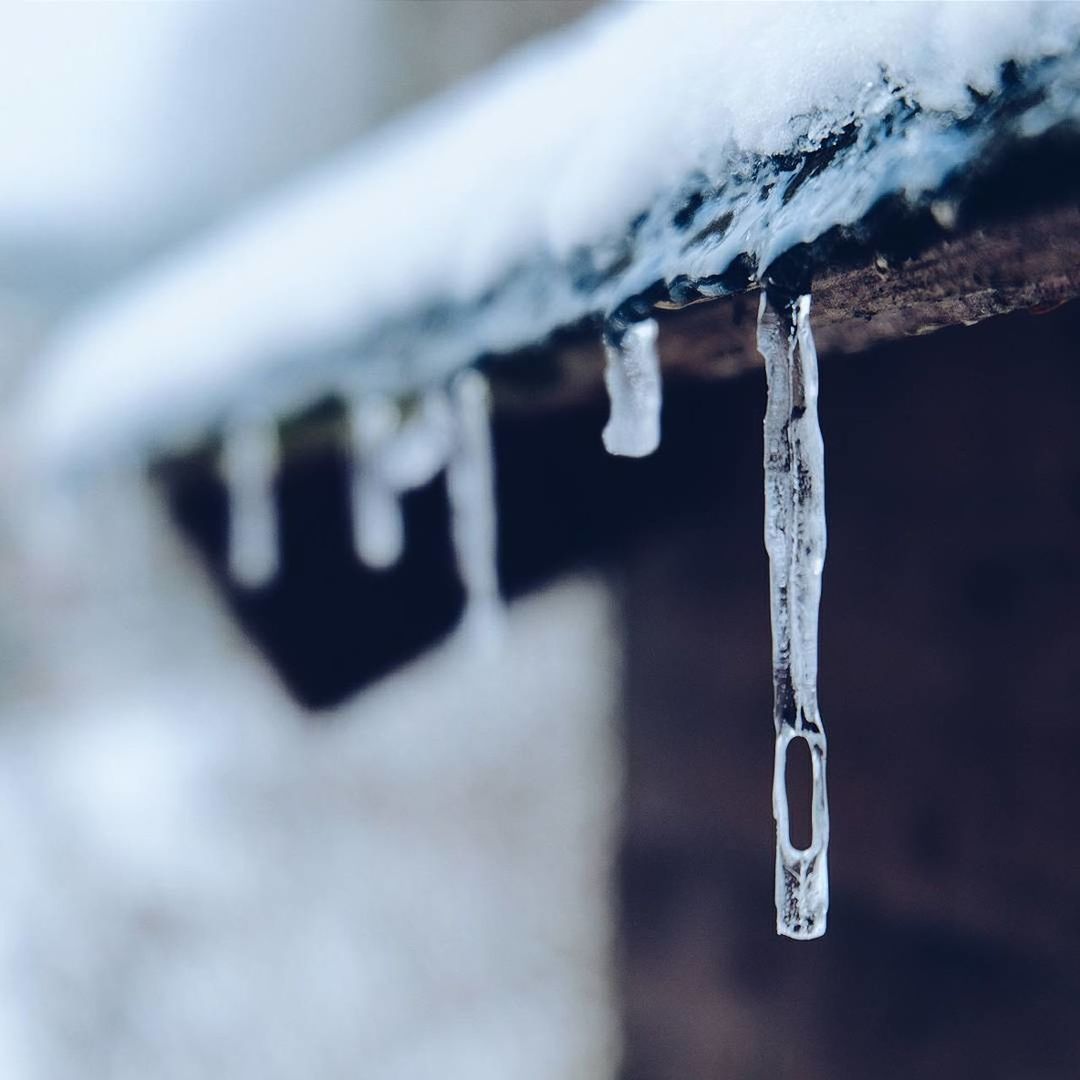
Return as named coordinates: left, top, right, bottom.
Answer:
left=19, top=1, right=1080, bottom=475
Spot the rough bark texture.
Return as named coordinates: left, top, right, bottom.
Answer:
left=490, top=203, right=1080, bottom=413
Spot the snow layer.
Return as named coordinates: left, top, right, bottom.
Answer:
left=20, top=1, right=1080, bottom=471
left=0, top=3, right=390, bottom=287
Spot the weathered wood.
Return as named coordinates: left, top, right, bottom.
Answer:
left=490, top=203, right=1080, bottom=412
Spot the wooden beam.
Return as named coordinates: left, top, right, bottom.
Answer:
left=490, top=203, right=1080, bottom=411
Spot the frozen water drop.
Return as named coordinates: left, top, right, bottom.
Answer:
left=758, top=287, right=829, bottom=940
left=446, top=369, right=502, bottom=645
left=601, top=317, right=662, bottom=457
left=220, top=413, right=280, bottom=589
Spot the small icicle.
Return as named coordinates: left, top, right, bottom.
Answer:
left=347, top=394, right=405, bottom=570
left=446, top=369, right=502, bottom=644
left=758, top=286, right=830, bottom=940
left=377, top=390, right=456, bottom=493
left=601, top=317, right=662, bottom=457
left=220, top=413, right=280, bottom=589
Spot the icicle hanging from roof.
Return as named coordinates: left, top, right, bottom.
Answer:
left=758, top=286, right=830, bottom=939
left=220, top=412, right=280, bottom=589
left=446, top=370, right=502, bottom=645
left=601, top=316, right=662, bottom=458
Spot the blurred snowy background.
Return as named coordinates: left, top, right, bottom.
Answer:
left=0, top=4, right=619, bottom=1078
left=6, top=4, right=1080, bottom=1078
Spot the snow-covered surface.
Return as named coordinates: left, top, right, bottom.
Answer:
left=20, top=1, right=1080, bottom=472
left=0, top=3, right=384, bottom=278
left=221, top=412, right=282, bottom=588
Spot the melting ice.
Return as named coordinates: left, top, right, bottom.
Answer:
left=758, top=288, right=830, bottom=940
left=602, top=317, right=661, bottom=457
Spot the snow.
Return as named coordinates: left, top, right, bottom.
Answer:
left=0, top=3, right=212, bottom=241
left=19, top=1, right=1080, bottom=471
left=759, top=289, right=829, bottom=939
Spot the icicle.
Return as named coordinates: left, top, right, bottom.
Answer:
left=351, top=473, right=404, bottom=570
left=601, top=317, right=662, bottom=457
left=446, top=370, right=502, bottom=644
left=377, top=391, right=456, bottom=492
left=758, top=287, right=829, bottom=940
left=220, top=413, right=280, bottom=589
left=347, top=395, right=405, bottom=570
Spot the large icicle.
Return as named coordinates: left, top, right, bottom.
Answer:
left=446, top=370, right=501, bottom=643
left=220, top=413, right=280, bottom=589
left=758, top=287, right=829, bottom=940
left=347, top=394, right=405, bottom=570
left=601, top=317, right=662, bottom=457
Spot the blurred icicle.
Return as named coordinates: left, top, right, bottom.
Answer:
left=758, top=287, right=829, bottom=940
left=377, top=390, right=456, bottom=492
left=446, top=370, right=502, bottom=645
left=347, top=394, right=405, bottom=570
left=221, top=413, right=280, bottom=589
left=601, top=317, right=661, bottom=457
left=345, top=389, right=458, bottom=570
